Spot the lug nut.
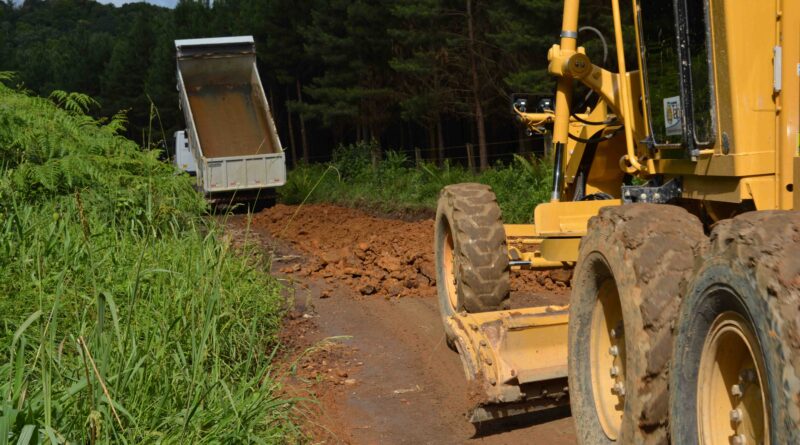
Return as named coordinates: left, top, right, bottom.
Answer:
left=730, top=434, right=746, bottom=445
left=731, top=384, right=743, bottom=397
left=609, top=345, right=619, bottom=357
left=740, top=368, right=757, bottom=383
left=730, top=409, right=742, bottom=424
left=612, top=382, right=626, bottom=397
left=610, top=366, right=620, bottom=378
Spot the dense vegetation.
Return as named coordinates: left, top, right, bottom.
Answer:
left=0, top=79, right=296, bottom=442
left=0, top=0, right=625, bottom=168
left=280, top=143, right=553, bottom=224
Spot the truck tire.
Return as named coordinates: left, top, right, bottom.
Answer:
left=434, top=183, right=509, bottom=343
left=670, top=211, right=800, bottom=445
left=568, top=204, right=707, bottom=445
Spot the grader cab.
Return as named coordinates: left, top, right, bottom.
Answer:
left=434, top=1, right=799, bottom=444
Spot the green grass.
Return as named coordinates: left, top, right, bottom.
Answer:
left=279, top=142, right=553, bottom=223
left=0, top=79, right=297, bottom=443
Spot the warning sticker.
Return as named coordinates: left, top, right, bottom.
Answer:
left=664, top=95, right=682, bottom=136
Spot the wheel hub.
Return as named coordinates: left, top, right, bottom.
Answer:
left=590, top=279, right=626, bottom=440
left=698, top=312, right=768, bottom=445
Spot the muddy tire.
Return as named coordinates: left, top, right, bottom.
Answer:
left=670, top=211, right=800, bottom=445
left=568, top=204, right=707, bottom=445
left=434, top=183, right=509, bottom=342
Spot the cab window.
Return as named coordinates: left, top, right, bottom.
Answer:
left=639, top=0, right=715, bottom=147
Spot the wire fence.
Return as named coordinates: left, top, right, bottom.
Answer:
left=285, top=134, right=552, bottom=164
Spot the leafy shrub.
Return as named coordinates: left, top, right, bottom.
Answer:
left=0, top=82, right=296, bottom=443
left=280, top=143, right=553, bottom=223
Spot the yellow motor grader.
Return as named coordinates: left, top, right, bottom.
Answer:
left=434, top=1, right=799, bottom=444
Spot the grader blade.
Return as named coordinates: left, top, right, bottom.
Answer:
left=447, top=305, right=570, bottom=423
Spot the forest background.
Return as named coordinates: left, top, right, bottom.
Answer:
left=0, top=0, right=622, bottom=170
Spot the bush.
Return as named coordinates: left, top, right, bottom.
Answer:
left=0, top=83, right=296, bottom=443
left=279, top=142, right=553, bottom=223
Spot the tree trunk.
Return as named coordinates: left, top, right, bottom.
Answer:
left=436, top=114, right=445, bottom=166
left=285, top=86, right=297, bottom=167
left=428, top=124, right=437, bottom=165
left=466, top=0, right=488, bottom=170
left=295, top=79, right=309, bottom=163
left=370, top=127, right=380, bottom=168
left=466, top=142, right=475, bottom=173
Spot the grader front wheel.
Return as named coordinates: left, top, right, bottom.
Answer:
left=670, top=211, right=800, bottom=445
left=569, top=204, right=707, bottom=444
left=434, top=183, right=510, bottom=343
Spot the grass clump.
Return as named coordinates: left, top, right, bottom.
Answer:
left=0, top=82, right=296, bottom=442
left=279, top=142, right=553, bottom=223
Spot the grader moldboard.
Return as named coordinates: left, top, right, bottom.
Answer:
left=434, top=1, right=799, bottom=444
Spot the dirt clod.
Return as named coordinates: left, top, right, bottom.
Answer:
left=253, top=204, right=567, bottom=304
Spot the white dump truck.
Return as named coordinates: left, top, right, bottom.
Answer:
left=174, top=36, right=285, bottom=204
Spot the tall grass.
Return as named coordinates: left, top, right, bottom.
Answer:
left=279, top=142, right=553, bottom=223
left=0, top=82, right=296, bottom=442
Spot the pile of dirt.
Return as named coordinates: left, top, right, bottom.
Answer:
left=252, top=204, right=570, bottom=305
left=254, top=204, right=436, bottom=299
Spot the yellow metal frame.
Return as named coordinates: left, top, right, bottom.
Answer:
left=449, top=0, right=800, bottom=421
left=514, top=0, right=799, bottom=212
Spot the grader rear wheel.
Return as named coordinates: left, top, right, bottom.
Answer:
left=670, top=211, right=800, bottom=445
left=434, top=183, right=510, bottom=343
left=569, top=204, right=707, bottom=444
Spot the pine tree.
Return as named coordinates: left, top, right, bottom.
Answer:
left=389, top=0, right=454, bottom=165
left=101, top=11, right=156, bottom=138
left=304, top=0, right=396, bottom=164
left=258, top=0, right=320, bottom=164
left=444, top=0, right=501, bottom=170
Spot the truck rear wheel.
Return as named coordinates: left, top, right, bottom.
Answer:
left=670, top=211, right=800, bottom=445
left=434, top=183, right=509, bottom=343
left=569, top=204, right=707, bottom=444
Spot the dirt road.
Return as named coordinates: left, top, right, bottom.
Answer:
left=228, top=204, right=576, bottom=444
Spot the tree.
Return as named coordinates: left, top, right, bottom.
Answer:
left=304, top=0, right=396, bottom=165
left=101, top=10, right=157, bottom=138
left=258, top=0, right=320, bottom=164
left=389, top=0, right=454, bottom=165
left=444, top=0, right=501, bottom=170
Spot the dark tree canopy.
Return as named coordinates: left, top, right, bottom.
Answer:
left=0, top=0, right=618, bottom=164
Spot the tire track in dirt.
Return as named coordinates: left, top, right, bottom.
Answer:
left=228, top=204, right=576, bottom=444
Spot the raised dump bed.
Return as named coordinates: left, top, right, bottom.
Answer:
left=174, top=36, right=285, bottom=201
